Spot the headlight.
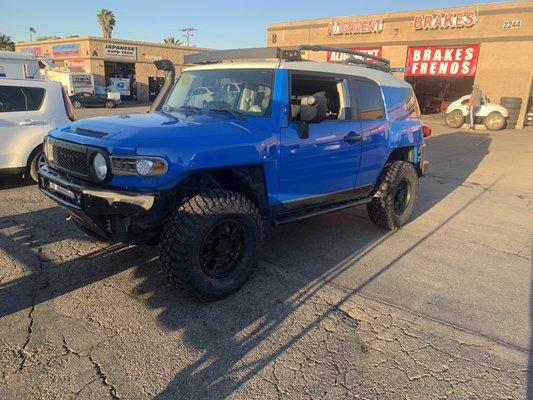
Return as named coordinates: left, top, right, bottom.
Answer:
left=92, top=152, right=108, bottom=181
left=43, top=136, right=53, bottom=162
left=111, top=156, right=168, bottom=177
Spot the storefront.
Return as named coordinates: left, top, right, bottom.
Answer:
left=16, top=37, right=208, bottom=102
left=267, top=1, right=533, bottom=127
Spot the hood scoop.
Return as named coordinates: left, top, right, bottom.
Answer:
left=66, top=123, right=121, bottom=139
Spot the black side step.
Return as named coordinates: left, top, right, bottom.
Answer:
left=273, top=197, right=372, bottom=226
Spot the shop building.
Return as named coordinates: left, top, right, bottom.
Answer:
left=16, top=37, right=209, bottom=102
left=267, top=1, right=533, bottom=127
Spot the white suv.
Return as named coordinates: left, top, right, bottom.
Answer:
left=0, top=78, right=74, bottom=181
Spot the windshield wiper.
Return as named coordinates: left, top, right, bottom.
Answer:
left=157, top=106, right=179, bottom=121
left=176, top=105, right=203, bottom=114
left=162, top=105, right=202, bottom=115
left=207, top=108, right=246, bottom=120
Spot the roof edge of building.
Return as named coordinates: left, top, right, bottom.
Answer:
left=267, top=0, right=530, bottom=29
left=16, top=36, right=212, bottom=52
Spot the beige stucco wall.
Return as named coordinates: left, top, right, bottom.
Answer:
left=267, top=1, right=533, bottom=127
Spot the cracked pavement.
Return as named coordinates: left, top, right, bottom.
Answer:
left=0, top=111, right=532, bottom=399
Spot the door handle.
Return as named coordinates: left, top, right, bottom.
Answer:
left=19, top=119, right=43, bottom=126
left=344, top=132, right=363, bottom=143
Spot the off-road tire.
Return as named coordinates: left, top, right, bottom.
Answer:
left=446, top=110, right=465, bottom=128
left=160, top=189, right=264, bottom=301
left=484, top=112, right=506, bottom=131
left=367, top=161, right=419, bottom=230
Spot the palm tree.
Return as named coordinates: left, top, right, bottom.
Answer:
left=163, top=36, right=182, bottom=46
left=0, top=33, right=15, bottom=51
left=96, top=9, right=116, bottom=39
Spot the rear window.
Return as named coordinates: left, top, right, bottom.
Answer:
left=353, top=80, right=385, bottom=120
left=403, top=88, right=421, bottom=119
left=0, top=86, right=45, bottom=112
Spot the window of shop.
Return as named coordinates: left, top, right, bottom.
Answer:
left=104, top=61, right=136, bottom=100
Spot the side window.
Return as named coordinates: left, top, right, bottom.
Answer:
left=290, top=74, right=351, bottom=122
left=353, top=80, right=385, bottom=120
left=0, top=86, right=45, bottom=112
left=403, top=88, right=421, bottom=119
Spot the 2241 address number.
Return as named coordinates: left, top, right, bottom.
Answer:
left=503, top=20, right=521, bottom=29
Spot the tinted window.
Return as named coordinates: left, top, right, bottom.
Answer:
left=0, top=86, right=45, bottom=112
left=354, top=80, right=385, bottom=120
left=402, top=88, right=421, bottom=119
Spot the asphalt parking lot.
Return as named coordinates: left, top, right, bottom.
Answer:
left=0, top=106, right=532, bottom=399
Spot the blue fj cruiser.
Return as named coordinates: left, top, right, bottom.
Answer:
left=38, top=46, right=430, bottom=301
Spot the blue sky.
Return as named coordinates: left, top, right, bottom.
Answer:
left=1, top=0, right=511, bottom=48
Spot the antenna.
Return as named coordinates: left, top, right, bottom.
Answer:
left=179, top=27, right=197, bottom=47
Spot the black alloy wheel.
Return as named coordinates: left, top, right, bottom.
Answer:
left=393, top=178, right=411, bottom=216
left=199, top=220, right=246, bottom=279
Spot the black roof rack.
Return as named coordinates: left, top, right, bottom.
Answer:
left=183, top=45, right=391, bottom=73
left=183, top=47, right=299, bottom=65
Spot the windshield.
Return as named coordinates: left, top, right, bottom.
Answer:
left=164, top=68, right=274, bottom=117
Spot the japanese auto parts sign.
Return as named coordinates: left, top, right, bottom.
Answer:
left=405, top=45, right=480, bottom=77
left=103, top=43, right=137, bottom=60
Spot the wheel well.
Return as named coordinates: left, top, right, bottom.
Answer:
left=176, top=165, right=269, bottom=218
left=26, top=144, right=43, bottom=169
left=386, top=146, right=423, bottom=176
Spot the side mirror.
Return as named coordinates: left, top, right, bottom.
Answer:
left=300, top=95, right=327, bottom=123
left=297, top=94, right=327, bottom=139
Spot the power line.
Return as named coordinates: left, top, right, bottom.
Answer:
left=179, top=27, right=196, bottom=47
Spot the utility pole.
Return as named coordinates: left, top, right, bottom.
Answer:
left=179, top=28, right=196, bottom=47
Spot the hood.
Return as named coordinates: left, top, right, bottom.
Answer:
left=52, top=111, right=273, bottom=149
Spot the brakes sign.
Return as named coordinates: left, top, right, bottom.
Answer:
left=405, top=45, right=480, bottom=77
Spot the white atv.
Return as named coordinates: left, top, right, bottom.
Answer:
left=445, top=94, right=508, bottom=131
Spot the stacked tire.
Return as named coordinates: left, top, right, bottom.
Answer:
left=500, top=97, right=522, bottom=129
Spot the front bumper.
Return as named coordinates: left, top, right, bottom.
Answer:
left=38, top=165, right=172, bottom=244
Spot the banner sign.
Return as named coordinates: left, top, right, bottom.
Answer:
left=65, top=59, right=85, bottom=68
left=103, top=43, right=137, bottom=60
left=405, top=45, right=480, bottom=77
left=21, top=47, right=42, bottom=57
left=52, top=43, right=80, bottom=57
left=327, top=47, right=383, bottom=63
left=413, top=11, right=478, bottom=30
left=328, top=19, right=383, bottom=35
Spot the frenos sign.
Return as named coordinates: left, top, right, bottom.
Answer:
left=413, top=10, right=478, bottom=30
left=405, top=45, right=480, bottom=77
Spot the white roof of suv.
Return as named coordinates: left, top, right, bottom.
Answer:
left=183, top=61, right=410, bottom=88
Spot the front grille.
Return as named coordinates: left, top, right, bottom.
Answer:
left=50, top=144, right=88, bottom=175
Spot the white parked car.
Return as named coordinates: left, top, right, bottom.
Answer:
left=0, top=78, right=74, bottom=182
left=445, top=94, right=509, bottom=131
left=188, top=86, right=216, bottom=108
